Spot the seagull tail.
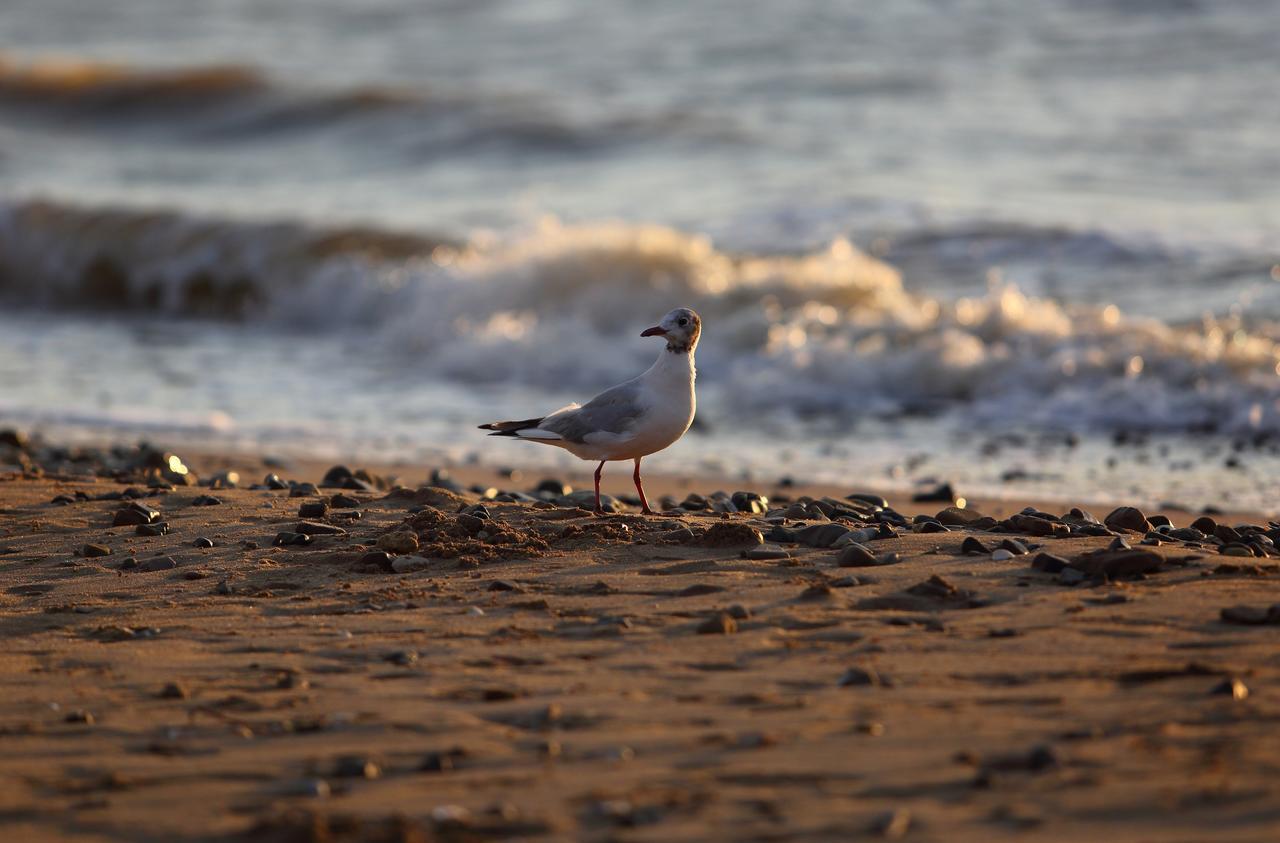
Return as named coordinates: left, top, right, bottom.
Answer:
left=478, top=417, right=546, bottom=438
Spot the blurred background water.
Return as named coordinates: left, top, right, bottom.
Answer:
left=1, top=0, right=1278, bottom=509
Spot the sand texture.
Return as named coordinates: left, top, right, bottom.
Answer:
left=2, top=460, right=1279, bottom=842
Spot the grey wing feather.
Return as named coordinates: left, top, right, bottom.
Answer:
left=541, top=380, right=647, bottom=443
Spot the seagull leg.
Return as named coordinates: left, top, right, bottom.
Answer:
left=593, top=460, right=606, bottom=515
left=633, top=457, right=654, bottom=515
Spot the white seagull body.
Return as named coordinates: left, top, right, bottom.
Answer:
left=480, top=307, right=701, bottom=514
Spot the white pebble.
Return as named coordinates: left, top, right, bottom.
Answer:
left=991, top=549, right=1015, bottom=561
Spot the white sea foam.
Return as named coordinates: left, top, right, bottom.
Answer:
left=3, top=200, right=1279, bottom=437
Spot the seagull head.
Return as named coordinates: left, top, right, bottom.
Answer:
left=641, top=307, right=701, bottom=353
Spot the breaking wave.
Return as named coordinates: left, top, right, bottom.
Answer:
left=3, top=197, right=1279, bottom=436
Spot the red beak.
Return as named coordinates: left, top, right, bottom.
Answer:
left=640, top=326, right=667, bottom=337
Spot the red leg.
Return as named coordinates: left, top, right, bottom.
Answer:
left=593, top=460, right=605, bottom=515
left=633, top=457, right=653, bottom=515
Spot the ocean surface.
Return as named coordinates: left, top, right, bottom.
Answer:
left=2, top=0, right=1279, bottom=510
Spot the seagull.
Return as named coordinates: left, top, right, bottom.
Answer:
left=479, top=307, right=701, bottom=515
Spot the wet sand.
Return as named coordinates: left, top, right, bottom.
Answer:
left=2, top=448, right=1279, bottom=842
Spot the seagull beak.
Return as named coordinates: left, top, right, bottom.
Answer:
left=640, top=326, right=668, bottom=337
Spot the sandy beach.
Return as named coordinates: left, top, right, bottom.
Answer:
left=2, top=438, right=1278, bottom=843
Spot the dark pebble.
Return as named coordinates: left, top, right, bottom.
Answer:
left=294, top=520, right=346, bottom=536
left=847, top=492, right=888, bottom=508
left=329, top=493, right=361, bottom=508
left=117, top=557, right=138, bottom=571
left=135, top=522, right=170, bottom=537
left=696, top=613, right=738, bottom=634
left=51, top=494, right=76, bottom=505
left=263, top=473, right=290, bottom=490
left=839, top=666, right=891, bottom=688
left=273, top=532, right=314, bottom=547
left=321, top=465, right=354, bottom=487
left=961, top=536, right=990, bottom=555
left=112, top=505, right=160, bottom=526
left=1209, top=678, right=1249, bottom=700
left=82, top=543, right=112, bottom=558
left=1030, top=553, right=1069, bottom=573
left=837, top=543, right=879, bottom=567
left=297, top=502, right=328, bottom=519
left=359, top=550, right=394, bottom=571
left=385, top=650, right=419, bottom=666
left=1000, top=539, right=1029, bottom=556
left=158, top=682, right=189, bottom=699
left=1103, top=506, right=1150, bottom=533
left=332, top=754, right=381, bottom=779
left=288, top=482, right=319, bottom=497
left=1190, top=515, right=1218, bottom=534
left=913, top=482, right=956, bottom=503
left=190, top=495, right=222, bottom=506
left=139, top=557, right=177, bottom=572
left=193, top=537, right=214, bottom=549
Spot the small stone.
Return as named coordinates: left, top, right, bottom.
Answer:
left=272, top=532, right=313, bottom=547
left=913, top=482, right=957, bottom=503
left=330, top=493, right=361, bottom=508
left=385, top=649, right=419, bottom=666
left=64, top=710, right=95, bottom=725
left=288, top=482, right=319, bottom=497
left=297, top=501, right=328, bottom=519
left=744, top=543, right=790, bottom=560
left=420, top=752, right=455, bottom=773
left=333, top=754, right=381, bottom=779
left=321, top=465, right=354, bottom=488
left=158, top=682, right=189, bottom=699
left=837, top=542, right=879, bottom=567
left=135, top=522, right=170, bottom=537
left=961, top=536, right=990, bottom=555
left=840, top=666, right=891, bottom=688
left=696, top=613, right=738, bottom=634
left=1104, top=506, right=1150, bottom=533
left=190, top=495, right=222, bottom=506
left=391, top=556, right=431, bottom=574
left=377, top=531, right=420, bottom=554
left=263, top=473, right=290, bottom=490
left=279, top=778, right=330, bottom=798
left=1220, top=604, right=1280, bottom=625
left=937, top=506, right=984, bottom=526
left=358, top=550, right=393, bottom=571
left=726, top=604, right=750, bottom=619
left=1058, top=568, right=1087, bottom=586
left=112, top=505, right=160, bottom=526
left=193, top=537, right=214, bottom=549
left=1000, top=539, right=1030, bottom=555
left=991, top=549, right=1014, bottom=561
left=82, top=543, right=112, bottom=558
left=1190, top=515, right=1218, bottom=534
left=871, top=808, right=912, bottom=839
left=1210, top=678, right=1249, bottom=700
left=139, top=557, right=177, bottom=572
left=1031, top=553, right=1068, bottom=573
left=294, top=520, right=346, bottom=536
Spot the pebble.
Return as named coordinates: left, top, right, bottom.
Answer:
left=135, top=522, right=169, bottom=537
left=158, top=682, right=189, bottom=699
left=1210, top=678, right=1249, bottom=700
left=696, top=613, right=738, bottom=634
left=190, top=495, right=222, bottom=506
left=913, top=482, right=957, bottom=504
left=332, top=754, right=381, bottom=779
left=839, top=666, right=891, bottom=688
left=847, top=492, right=888, bottom=508
left=794, top=523, right=851, bottom=548
left=744, top=544, right=790, bottom=560
left=1000, top=539, right=1030, bottom=555
left=64, top=710, right=95, bottom=725
left=81, top=543, right=112, bottom=558
left=1031, top=553, right=1069, bottom=573
left=192, top=537, right=214, bottom=549
left=288, top=482, right=319, bottom=497
left=871, top=808, right=912, bottom=839
left=1190, top=515, right=1217, bottom=534
left=1104, top=506, right=1150, bottom=533
left=991, top=549, right=1014, bottom=561
left=1220, top=604, right=1280, bottom=625
left=726, top=604, right=751, bottom=619
left=321, top=465, right=354, bottom=488
left=961, top=536, right=990, bottom=555
left=112, top=504, right=160, bottom=526
left=294, top=520, right=346, bottom=536
left=272, top=532, right=313, bottom=547
left=279, top=778, right=330, bottom=798
left=377, top=531, right=420, bottom=554
left=391, top=556, right=431, bottom=573
left=836, top=543, right=879, bottom=567
left=263, top=473, right=290, bottom=490
left=139, top=557, right=177, bottom=572
left=385, top=649, right=419, bottom=666
left=297, top=502, right=327, bottom=519
left=936, top=506, right=984, bottom=526
left=329, top=493, right=361, bottom=508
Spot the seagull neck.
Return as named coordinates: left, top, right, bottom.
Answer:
left=648, top=344, right=695, bottom=382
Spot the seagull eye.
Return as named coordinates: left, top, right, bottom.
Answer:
left=678, top=318, right=688, bottom=326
